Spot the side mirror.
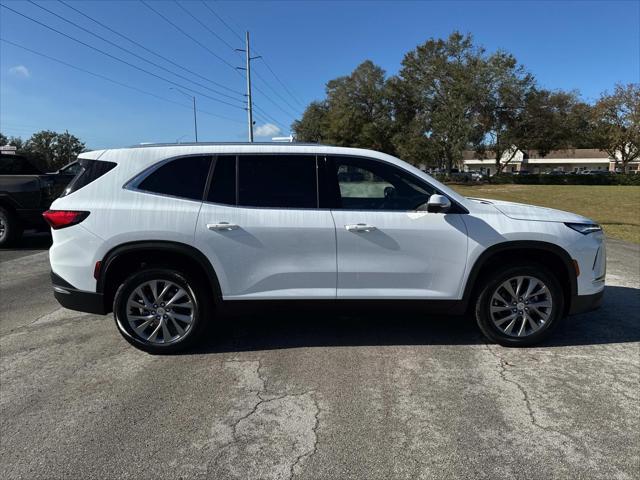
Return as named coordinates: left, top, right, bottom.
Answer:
left=426, top=194, right=451, bottom=213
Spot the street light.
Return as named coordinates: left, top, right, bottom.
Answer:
left=170, top=87, right=198, bottom=142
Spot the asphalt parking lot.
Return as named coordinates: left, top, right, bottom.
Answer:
left=0, top=234, right=638, bottom=480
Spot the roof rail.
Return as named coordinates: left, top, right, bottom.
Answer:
left=127, top=141, right=332, bottom=148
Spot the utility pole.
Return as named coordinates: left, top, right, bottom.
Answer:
left=170, top=87, right=198, bottom=142
left=236, top=31, right=260, bottom=142
left=192, top=96, right=198, bottom=143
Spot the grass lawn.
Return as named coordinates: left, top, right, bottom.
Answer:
left=450, top=184, right=640, bottom=244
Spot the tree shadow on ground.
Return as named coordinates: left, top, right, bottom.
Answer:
left=189, top=285, right=639, bottom=354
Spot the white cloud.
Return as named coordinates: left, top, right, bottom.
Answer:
left=9, top=65, right=30, bottom=78
left=254, top=123, right=281, bottom=137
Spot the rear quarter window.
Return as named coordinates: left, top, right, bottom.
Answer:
left=60, top=158, right=117, bottom=197
left=136, top=155, right=212, bottom=201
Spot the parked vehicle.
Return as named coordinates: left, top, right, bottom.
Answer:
left=467, top=170, right=485, bottom=181
left=0, top=154, right=77, bottom=246
left=46, top=144, right=605, bottom=352
left=581, top=170, right=610, bottom=175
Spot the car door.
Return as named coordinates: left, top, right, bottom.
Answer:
left=195, top=154, right=337, bottom=300
left=325, top=155, right=469, bottom=299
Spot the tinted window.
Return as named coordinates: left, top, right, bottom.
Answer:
left=329, top=156, right=434, bottom=211
left=59, top=161, right=82, bottom=176
left=138, top=156, right=211, bottom=201
left=0, top=154, right=42, bottom=175
left=60, top=158, right=117, bottom=197
left=207, top=155, right=236, bottom=204
left=238, top=155, right=317, bottom=208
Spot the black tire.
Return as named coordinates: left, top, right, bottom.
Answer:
left=0, top=206, right=23, bottom=248
left=474, top=263, right=564, bottom=347
left=113, top=268, right=212, bottom=354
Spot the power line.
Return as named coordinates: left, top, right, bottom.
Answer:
left=0, top=3, right=245, bottom=111
left=256, top=58, right=305, bottom=108
left=27, top=0, right=243, bottom=104
left=140, top=0, right=292, bottom=128
left=201, top=1, right=243, bottom=43
left=0, top=38, right=244, bottom=125
left=201, top=1, right=305, bottom=109
left=253, top=104, right=287, bottom=131
left=57, top=0, right=243, bottom=97
left=252, top=69, right=302, bottom=117
left=140, top=0, right=239, bottom=74
left=173, top=0, right=236, bottom=51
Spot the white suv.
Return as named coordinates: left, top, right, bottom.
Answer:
left=45, top=144, right=605, bottom=352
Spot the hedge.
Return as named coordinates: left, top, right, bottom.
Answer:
left=435, top=173, right=640, bottom=186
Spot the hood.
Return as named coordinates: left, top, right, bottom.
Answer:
left=469, top=198, right=593, bottom=223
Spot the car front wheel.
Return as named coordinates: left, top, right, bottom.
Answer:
left=475, top=264, right=564, bottom=347
left=113, top=268, right=210, bottom=353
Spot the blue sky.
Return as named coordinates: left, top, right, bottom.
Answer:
left=1, top=0, right=639, bottom=149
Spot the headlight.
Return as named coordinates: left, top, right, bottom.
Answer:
left=565, top=222, right=602, bottom=234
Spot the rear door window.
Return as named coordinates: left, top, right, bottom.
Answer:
left=60, top=158, right=117, bottom=197
left=137, top=155, right=211, bottom=201
left=237, top=155, right=317, bottom=209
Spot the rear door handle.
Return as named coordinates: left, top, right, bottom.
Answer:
left=345, top=223, right=377, bottom=232
left=207, top=222, right=239, bottom=231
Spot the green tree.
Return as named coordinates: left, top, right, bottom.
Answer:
left=293, top=61, right=396, bottom=153
left=0, top=133, right=25, bottom=151
left=54, top=130, right=85, bottom=168
left=291, top=101, right=329, bottom=143
left=393, top=32, right=486, bottom=171
left=23, top=130, right=85, bottom=170
left=516, top=89, right=588, bottom=158
left=591, top=83, right=640, bottom=172
left=474, top=51, right=535, bottom=173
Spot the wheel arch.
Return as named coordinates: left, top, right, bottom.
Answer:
left=97, top=240, right=222, bottom=313
left=462, top=241, right=577, bottom=316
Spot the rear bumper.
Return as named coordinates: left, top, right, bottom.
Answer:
left=51, top=271, right=107, bottom=315
left=569, top=289, right=604, bottom=315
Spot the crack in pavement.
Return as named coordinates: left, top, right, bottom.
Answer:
left=484, top=343, right=588, bottom=450
left=289, top=395, right=320, bottom=480
left=208, top=359, right=321, bottom=480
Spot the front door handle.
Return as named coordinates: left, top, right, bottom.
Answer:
left=207, top=222, right=239, bottom=231
left=345, top=223, right=377, bottom=232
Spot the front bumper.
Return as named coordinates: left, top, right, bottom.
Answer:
left=51, top=271, right=107, bottom=315
left=569, top=289, right=604, bottom=315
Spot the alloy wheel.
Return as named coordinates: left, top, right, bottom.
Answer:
left=489, top=275, right=553, bottom=337
left=125, top=279, right=195, bottom=344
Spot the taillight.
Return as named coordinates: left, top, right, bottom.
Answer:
left=42, top=210, right=90, bottom=230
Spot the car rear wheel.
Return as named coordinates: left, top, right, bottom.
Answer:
left=475, top=264, right=564, bottom=347
left=0, top=206, right=23, bottom=248
left=113, top=268, right=211, bottom=353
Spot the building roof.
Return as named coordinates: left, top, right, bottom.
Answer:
left=462, top=148, right=611, bottom=161
left=524, top=148, right=610, bottom=159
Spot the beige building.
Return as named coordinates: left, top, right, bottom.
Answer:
left=463, top=148, right=639, bottom=175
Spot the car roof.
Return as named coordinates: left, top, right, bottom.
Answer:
left=78, top=143, right=471, bottom=209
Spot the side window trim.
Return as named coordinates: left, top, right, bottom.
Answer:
left=202, top=154, right=238, bottom=206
